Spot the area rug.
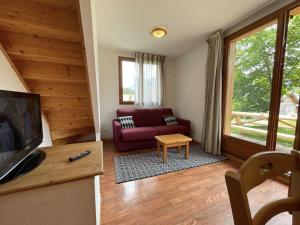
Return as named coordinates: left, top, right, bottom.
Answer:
left=114, top=145, right=228, bottom=183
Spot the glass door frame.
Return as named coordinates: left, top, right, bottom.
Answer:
left=222, top=1, right=300, bottom=159
left=295, top=97, right=300, bottom=150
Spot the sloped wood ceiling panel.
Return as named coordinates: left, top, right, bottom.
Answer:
left=0, top=0, right=95, bottom=145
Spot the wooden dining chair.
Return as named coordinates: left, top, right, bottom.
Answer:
left=225, top=150, right=300, bottom=225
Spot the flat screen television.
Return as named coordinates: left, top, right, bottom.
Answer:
left=0, top=90, right=44, bottom=183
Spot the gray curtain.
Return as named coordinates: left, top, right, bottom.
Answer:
left=134, top=52, right=165, bottom=106
left=201, top=31, right=223, bottom=155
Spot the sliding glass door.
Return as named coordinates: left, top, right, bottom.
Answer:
left=222, top=2, right=300, bottom=159
left=276, top=6, right=300, bottom=152
left=224, top=20, right=278, bottom=146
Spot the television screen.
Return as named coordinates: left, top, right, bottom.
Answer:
left=0, top=90, right=42, bottom=167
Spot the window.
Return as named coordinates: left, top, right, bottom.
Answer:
left=224, top=21, right=278, bottom=146
left=223, top=2, right=300, bottom=159
left=118, top=54, right=165, bottom=106
left=134, top=52, right=165, bottom=106
left=118, top=57, right=135, bottom=104
left=276, top=6, right=300, bottom=151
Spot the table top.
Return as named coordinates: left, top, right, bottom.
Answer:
left=155, top=134, right=192, bottom=144
left=0, top=141, right=103, bottom=196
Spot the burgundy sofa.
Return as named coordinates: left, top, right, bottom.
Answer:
left=112, top=108, right=190, bottom=151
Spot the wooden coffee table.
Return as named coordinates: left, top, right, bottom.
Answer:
left=155, top=134, right=192, bottom=163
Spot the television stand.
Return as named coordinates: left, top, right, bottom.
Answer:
left=0, top=150, right=46, bottom=184
left=0, top=141, right=103, bottom=225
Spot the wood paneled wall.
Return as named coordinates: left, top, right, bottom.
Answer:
left=0, top=0, right=95, bottom=145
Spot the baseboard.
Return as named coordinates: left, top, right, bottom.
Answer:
left=223, top=152, right=244, bottom=166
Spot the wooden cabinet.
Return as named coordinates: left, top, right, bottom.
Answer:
left=0, top=141, right=103, bottom=225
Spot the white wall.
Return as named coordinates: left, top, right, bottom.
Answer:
left=164, top=59, right=175, bottom=108
left=173, top=42, right=208, bottom=142
left=0, top=46, right=52, bottom=147
left=79, top=0, right=101, bottom=141
left=99, top=48, right=175, bottom=139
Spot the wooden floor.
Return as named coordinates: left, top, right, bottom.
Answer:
left=101, top=141, right=291, bottom=225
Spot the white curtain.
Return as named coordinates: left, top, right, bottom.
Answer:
left=201, top=31, right=223, bottom=155
left=134, top=52, right=165, bottom=106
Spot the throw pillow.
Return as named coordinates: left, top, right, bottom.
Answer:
left=163, top=115, right=178, bottom=125
left=117, top=116, right=135, bottom=128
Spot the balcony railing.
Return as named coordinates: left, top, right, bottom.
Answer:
left=230, top=111, right=296, bottom=147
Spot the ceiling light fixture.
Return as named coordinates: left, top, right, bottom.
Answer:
left=151, top=27, right=167, bottom=38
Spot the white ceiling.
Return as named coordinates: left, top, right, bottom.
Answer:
left=96, top=0, right=270, bottom=58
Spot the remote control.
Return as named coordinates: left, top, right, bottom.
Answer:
left=69, top=150, right=91, bottom=162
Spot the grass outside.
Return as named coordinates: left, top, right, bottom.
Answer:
left=231, top=119, right=296, bottom=148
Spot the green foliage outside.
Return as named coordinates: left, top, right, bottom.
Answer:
left=232, top=15, right=300, bottom=113
left=230, top=15, right=300, bottom=149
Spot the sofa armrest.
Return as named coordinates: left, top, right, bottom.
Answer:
left=177, top=118, right=190, bottom=136
left=112, top=119, right=122, bottom=144
left=176, top=118, right=190, bottom=128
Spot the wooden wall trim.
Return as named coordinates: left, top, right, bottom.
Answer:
left=0, top=0, right=81, bottom=42
left=0, top=0, right=95, bottom=144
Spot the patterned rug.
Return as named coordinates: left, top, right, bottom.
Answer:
left=114, top=145, right=227, bottom=184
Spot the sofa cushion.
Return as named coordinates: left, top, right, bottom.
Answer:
left=117, top=108, right=173, bottom=127
left=121, top=127, right=159, bottom=142
left=117, top=116, right=135, bottom=128
left=163, top=115, right=178, bottom=125
left=153, top=125, right=189, bottom=135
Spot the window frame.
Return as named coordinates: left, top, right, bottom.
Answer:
left=118, top=56, right=135, bottom=105
left=222, top=1, right=300, bottom=159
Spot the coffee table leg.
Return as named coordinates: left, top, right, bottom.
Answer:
left=177, top=145, right=181, bottom=154
left=157, top=142, right=160, bottom=156
left=163, top=145, right=167, bottom=163
left=185, top=142, right=190, bottom=160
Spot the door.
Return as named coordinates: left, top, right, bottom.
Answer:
left=276, top=6, right=300, bottom=152
left=223, top=16, right=280, bottom=159
left=222, top=2, right=300, bottom=159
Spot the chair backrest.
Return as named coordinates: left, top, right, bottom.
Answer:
left=225, top=150, right=300, bottom=225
